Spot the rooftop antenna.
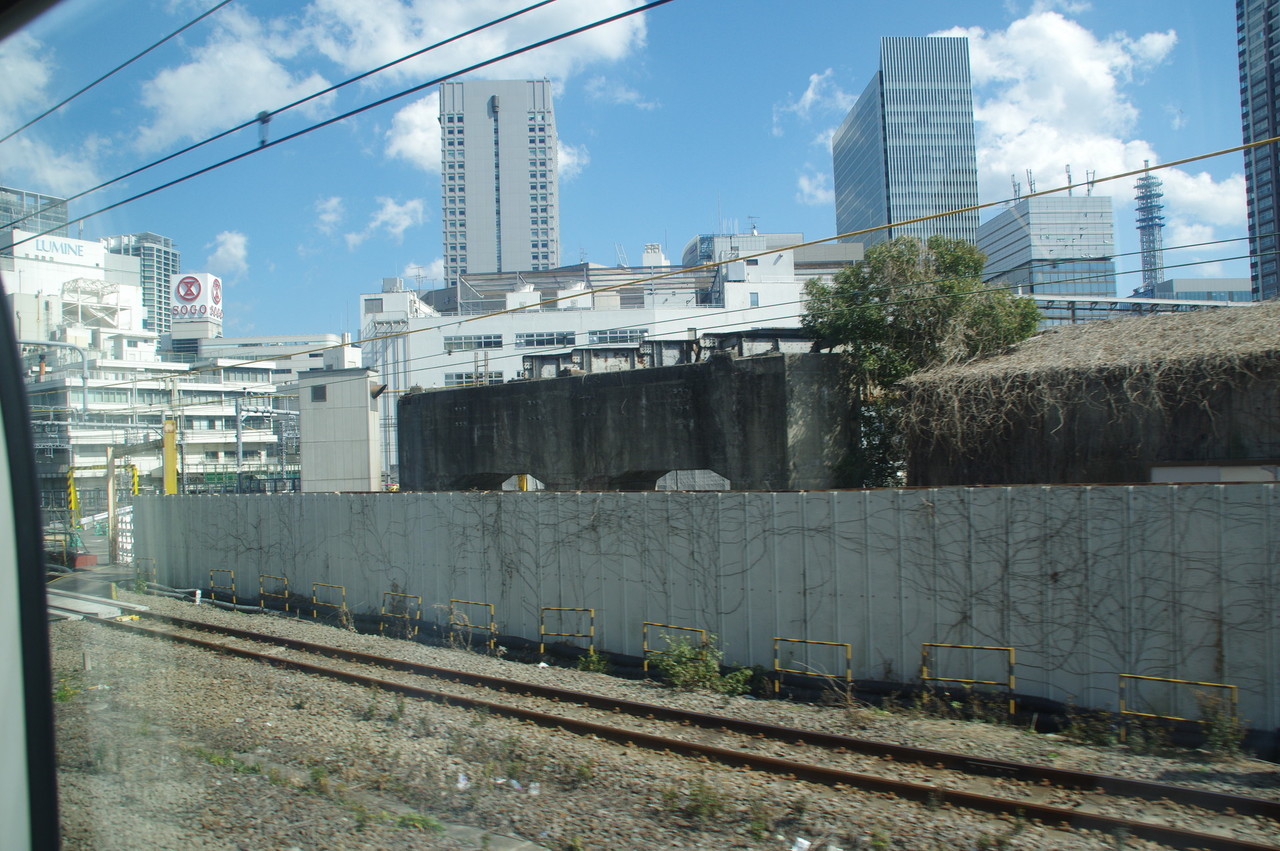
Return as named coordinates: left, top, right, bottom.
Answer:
left=747, top=215, right=760, bottom=235
left=1085, top=170, right=1097, bottom=196
left=1065, top=164, right=1073, bottom=197
left=1135, top=160, right=1166, bottom=292
left=614, top=242, right=629, bottom=268
left=1010, top=174, right=1022, bottom=201
left=1025, top=169, right=1037, bottom=195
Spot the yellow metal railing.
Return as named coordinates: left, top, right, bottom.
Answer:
left=1118, top=674, right=1239, bottom=738
left=539, top=607, right=595, bottom=654
left=448, top=599, right=497, bottom=651
left=209, top=569, right=236, bottom=605
left=259, top=574, right=289, bottom=612
left=772, top=637, right=852, bottom=695
left=311, top=582, right=348, bottom=620
left=920, top=642, right=1016, bottom=715
left=381, top=592, right=422, bottom=637
left=641, top=622, right=708, bottom=673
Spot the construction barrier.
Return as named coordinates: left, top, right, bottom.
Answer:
left=381, top=592, right=422, bottom=637
left=209, top=569, right=236, bottom=605
left=259, top=574, right=290, bottom=612
left=772, top=637, right=852, bottom=695
left=311, top=583, right=348, bottom=621
left=920, top=642, right=1016, bottom=715
left=539, top=607, right=594, bottom=654
left=448, top=599, right=496, bottom=651
left=1119, top=673, right=1239, bottom=739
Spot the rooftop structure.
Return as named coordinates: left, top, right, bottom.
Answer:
left=832, top=37, right=979, bottom=247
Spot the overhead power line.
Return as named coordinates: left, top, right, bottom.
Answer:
left=1, top=0, right=674, bottom=247
left=0, top=0, right=236, bottom=145
left=0, top=0, right=562, bottom=233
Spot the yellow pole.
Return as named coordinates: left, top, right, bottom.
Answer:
left=106, top=446, right=118, bottom=564
left=162, top=419, right=178, bottom=495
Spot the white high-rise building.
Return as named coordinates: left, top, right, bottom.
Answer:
left=103, top=232, right=181, bottom=334
left=439, top=80, right=559, bottom=279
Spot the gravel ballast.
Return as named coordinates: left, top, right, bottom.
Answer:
left=50, top=590, right=1280, bottom=850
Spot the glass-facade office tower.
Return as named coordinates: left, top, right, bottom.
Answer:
left=0, top=185, right=69, bottom=255
left=832, top=37, right=979, bottom=247
left=439, top=80, right=559, bottom=281
left=1239, top=0, right=1280, bottom=299
left=977, top=196, right=1117, bottom=296
left=103, top=232, right=181, bottom=333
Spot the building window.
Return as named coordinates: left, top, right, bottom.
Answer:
left=749, top=292, right=760, bottom=307
left=588, top=328, right=648, bottom=345
left=515, top=331, right=575, bottom=348
left=364, top=298, right=384, bottom=313
left=444, top=371, right=503, bottom=386
left=311, top=385, right=327, bottom=402
left=443, top=334, right=502, bottom=352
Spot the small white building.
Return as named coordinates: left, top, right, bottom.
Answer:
left=297, top=367, right=382, bottom=492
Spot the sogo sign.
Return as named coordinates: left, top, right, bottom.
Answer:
left=170, top=273, right=224, bottom=321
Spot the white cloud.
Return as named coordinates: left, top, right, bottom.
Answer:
left=386, top=92, right=441, bottom=173
left=0, top=32, right=51, bottom=131
left=136, top=7, right=332, bottom=151
left=315, top=196, right=344, bottom=233
left=557, top=140, right=589, bottom=181
left=306, top=0, right=646, bottom=84
left=774, top=68, right=856, bottom=137
left=585, top=76, right=658, bottom=110
left=206, top=231, right=249, bottom=277
left=933, top=12, right=1243, bottom=248
left=345, top=197, right=425, bottom=249
left=796, top=171, right=834, bottom=206
left=0, top=33, right=105, bottom=194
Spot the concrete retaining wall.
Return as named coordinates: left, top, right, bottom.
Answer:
left=397, top=353, right=853, bottom=491
left=135, top=484, right=1280, bottom=731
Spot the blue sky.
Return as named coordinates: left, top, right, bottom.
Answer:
left=1, top=0, right=1248, bottom=337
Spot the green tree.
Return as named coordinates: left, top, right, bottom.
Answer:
left=802, top=235, right=1040, bottom=485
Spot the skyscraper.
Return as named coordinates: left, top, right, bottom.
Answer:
left=1238, top=0, right=1279, bottom=300
left=977, top=196, right=1117, bottom=297
left=439, top=80, right=559, bottom=280
left=832, top=37, right=979, bottom=247
left=103, top=232, right=182, bottom=333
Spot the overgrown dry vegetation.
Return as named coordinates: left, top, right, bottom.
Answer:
left=899, top=300, right=1280, bottom=473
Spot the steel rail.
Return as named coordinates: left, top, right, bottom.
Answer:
left=96, top=614, right=1280, bottom=851
left=126, top=610, right=1280, bottom=822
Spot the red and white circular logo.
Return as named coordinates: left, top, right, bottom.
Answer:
left=211, top=279, right=222, bottom=305
left=175, top=276, right=201, bottom=302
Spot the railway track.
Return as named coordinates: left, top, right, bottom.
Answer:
left=92, top=610, right=1280, bottom=851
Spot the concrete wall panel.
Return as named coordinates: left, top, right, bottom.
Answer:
left=136, top=484, right=1280, bottom=730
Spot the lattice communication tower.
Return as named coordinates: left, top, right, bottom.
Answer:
left=1135, top=161, right=1166, bottom=292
